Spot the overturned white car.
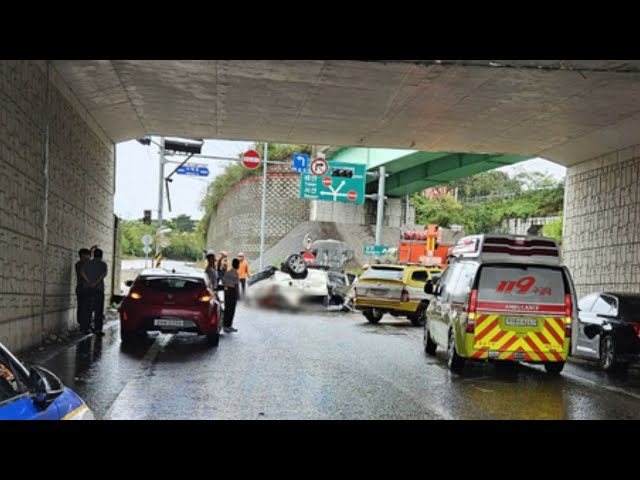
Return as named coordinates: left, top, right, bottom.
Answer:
left=246, top=253, right=353, bottom=311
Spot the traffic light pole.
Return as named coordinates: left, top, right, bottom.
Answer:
left=157, top=137, right=166, bottom=255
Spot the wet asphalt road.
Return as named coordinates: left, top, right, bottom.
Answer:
left=27, top=305, right=640, bottom=420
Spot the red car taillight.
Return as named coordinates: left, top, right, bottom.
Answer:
left=466, top=289, right=478, bottom=333
left=130, top=289, right=142, bottom=300
left=630, top=323, right=640, bottom=338
left=401, top=289, right=409, bottom=302
left=198, top=294, right=213, bottom=303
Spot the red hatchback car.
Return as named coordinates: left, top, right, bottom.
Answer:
left=119, top=269, right=222, bottom=346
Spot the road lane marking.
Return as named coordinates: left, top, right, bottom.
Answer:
left=102, top=334, right=172, bottom=420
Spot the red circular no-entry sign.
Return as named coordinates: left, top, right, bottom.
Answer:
left=242, top=149, right=261, bottom=169
left=322, top=176, right=332, bottom=187
left=347, top=190, right=357, bottom=201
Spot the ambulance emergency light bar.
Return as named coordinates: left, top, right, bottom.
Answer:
left=450, top=235, right=562, bottom=265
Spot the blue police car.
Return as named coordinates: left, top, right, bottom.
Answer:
left=0, top=341, right=93, bottom=420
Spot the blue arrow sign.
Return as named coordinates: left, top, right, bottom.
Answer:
left=177, top=165, right=209, bottom=176
left=292, top=152, right=310, bottom=173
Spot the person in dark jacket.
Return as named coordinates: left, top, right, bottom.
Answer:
left=84, top=248, right=108, bottom=335
left=221, top=258, right=240, bottom=332
left=75, top=248, right=92, bottom=333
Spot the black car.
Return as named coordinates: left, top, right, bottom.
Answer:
left=572, top=292, right=640, bottom=371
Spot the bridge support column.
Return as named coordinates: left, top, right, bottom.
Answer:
left=563, top=145, right=640, bottom=298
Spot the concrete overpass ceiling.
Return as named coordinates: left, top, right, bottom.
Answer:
left=51, top=60, right=640, bottom=166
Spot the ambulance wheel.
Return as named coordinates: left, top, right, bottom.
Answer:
left=447, top=329, right=466, bottom=373
left=544, top=362, right=564, bottom=375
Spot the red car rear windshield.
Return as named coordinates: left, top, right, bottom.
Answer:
left=140, top=277, right=204, bottom=292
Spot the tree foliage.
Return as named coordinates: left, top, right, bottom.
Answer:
left=121, top=216, right=203, bottom=261
left=542, top=217, right=563, bottom=245
left=413, top=170, right=564, bottom=236
left=166, top=214, right=196, bottom=233
left=455, top=171, right=521, bottom=200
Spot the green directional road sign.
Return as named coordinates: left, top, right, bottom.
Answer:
left=364, top=244, right=389, bottom=256
left=300, top=161, right=366, bottom=204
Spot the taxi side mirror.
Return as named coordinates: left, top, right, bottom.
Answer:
left=125, top=280, right=134, bottom=287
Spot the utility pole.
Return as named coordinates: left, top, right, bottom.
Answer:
left=156, top=137, right=166, bottom=255
left=259, top=142, right=268, bottom=270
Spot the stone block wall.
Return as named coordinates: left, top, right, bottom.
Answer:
left=206, top=171, right=310, bottom=260
left=0, top=61, right=115, bottom=352
left=564, top=145, right=640, bottom=298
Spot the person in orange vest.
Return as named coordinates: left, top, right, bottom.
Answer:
left=237, top=252, right=250, bottom=298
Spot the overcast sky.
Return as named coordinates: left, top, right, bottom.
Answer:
left=114, top=141, right=566, bottom=221
left=115, top=138, right=252, bottom=221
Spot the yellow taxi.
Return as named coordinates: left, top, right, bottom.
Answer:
left=353, top=264, right=443, bottom=326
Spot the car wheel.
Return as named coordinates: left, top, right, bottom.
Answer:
left=121, top=330, right=138, bottom=344
left=409, top=309, right=426, bottom=327
left=283, top=254, right=308, bottom=280
left=600, top=335, right=618, bottom=371
left=447, top=329, right=465, bottom=373
left=544, top=362, right=564, bottom=375
left=206, top=332, right=220, bottom=347
left=423, top=321, right=437, bottom=356
left=364, top=308, right=383, bottom=323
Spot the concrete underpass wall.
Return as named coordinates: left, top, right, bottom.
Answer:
left=564, top=145, right=640, bottom=298
left=0, top=61, right=115, bottom=352
left=310, top=197, right=415, bottom=227
left=206, top=171, right=310, bottom=260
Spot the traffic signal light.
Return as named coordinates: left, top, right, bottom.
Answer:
left=143, top=210, right=152, bottom=225
left=331, top=168, right=353, bottom=178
